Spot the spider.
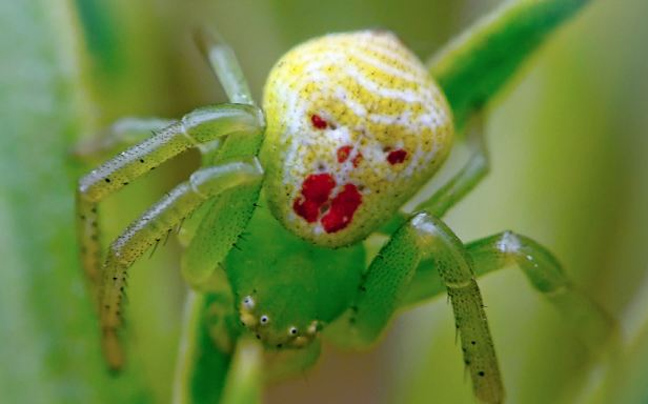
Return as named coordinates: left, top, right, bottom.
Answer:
left=76, top=3, right=614, bottom=403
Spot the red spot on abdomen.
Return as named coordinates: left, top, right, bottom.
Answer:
left=301, top=173, right=335, bottom=202
left=352, top=153, right=363, bottom=168
left=293, top=174, right=336, bottom=223
left=321, top=184, right=362, bottom=233
left=337, top=146, right=363, bottom=168
left=387, top=149, right=408, bottom=165
left=293, top=174, right=363, bottom=233
left=311, top=114, right=328, bottom=129
left=337, top=145, right=353, bottom=163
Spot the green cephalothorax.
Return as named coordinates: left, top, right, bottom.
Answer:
left=226, top=199, right=365, bottom=349
left=75, top=1, right=616, bottom=403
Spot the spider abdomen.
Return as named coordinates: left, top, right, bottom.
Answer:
left=261, top=31, right=453, bottom=247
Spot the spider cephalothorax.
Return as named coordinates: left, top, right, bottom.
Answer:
left=76, top=4, right=614, bottom=402
left=261, top=31, right=453, bottom=246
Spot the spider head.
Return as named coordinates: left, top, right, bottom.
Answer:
left=225, top=203, right=365, bottom=350
left=260, top=30, right=453, bottom=247
left=238, top=294, right=322, bottom=349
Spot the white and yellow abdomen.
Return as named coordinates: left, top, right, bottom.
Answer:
left=261, top=31, right=453, bottom=247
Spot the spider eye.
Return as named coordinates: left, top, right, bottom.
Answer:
left=260, top=315, right=269, bottom=325
left=289, top=326, right=298, bottom=336
left=242, top=296, right=255, bottom=309
left=307, top=320, right=319, bottom=334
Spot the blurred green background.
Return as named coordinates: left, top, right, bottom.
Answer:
left=1, top=0, right=647, bottom=403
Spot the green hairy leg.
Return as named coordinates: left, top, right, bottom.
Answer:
left=350, top=213, right=503, bottom=403
left=73, top=117, right=174, bottom=159
left=100, top=158, right=263, bottom=369
left=220, top=338, right=263, bottom=404
left=194, top=27, right=255, bottom=106
left=181, top=130, right=265, bottom=286
left=173, top=291, right=239, bottom=404
left=78, top=105, right=261, bottom=204
left=180, top=29, right=265, bottom=286
left=466, top=232, right=617, bottom=352
left=76, top=103, right=262, bottom=302
left=399, top=231, right=617, bottom=353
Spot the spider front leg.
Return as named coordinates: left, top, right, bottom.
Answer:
left=100, top=157, right=263, bottom=369
left=76, top=103, right=262, bottom=301
left=73, top=117, right=174, bottom=159
left=343, top=212, right=503, bottom=403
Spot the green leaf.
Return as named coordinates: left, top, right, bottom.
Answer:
left=430, top=0, right=592, bottom=130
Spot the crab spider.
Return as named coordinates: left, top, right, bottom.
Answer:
left=76, top=5, right=615, bottom=404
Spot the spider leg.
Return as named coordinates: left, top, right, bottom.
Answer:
left=178, top=30, right=267, bottom=283
left=344, top=212, right=503, bottom=403
left=414, top=114, right=488, bottom=218
left=174, top=29, right=267, bottom=285
left=76, top=103, right=262, bottom=302
left=466, top=232, right=618, bottom=352
left=195, top=26, right=255, bottom=106
left=342, top=218, right=617, bottom=402
left=73, top=117, right=174, bottom=159
left=173, top=291, right=238, bottom=403
left=220, top=337, right=263, bottom=404
left=76, top=27, right=255, bottom=164
left=100, top=157, right=263, bottom=369
left=400, top=231, right=618, bottom=353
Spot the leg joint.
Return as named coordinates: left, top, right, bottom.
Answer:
left=495, top=230, right=522, bottom=256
